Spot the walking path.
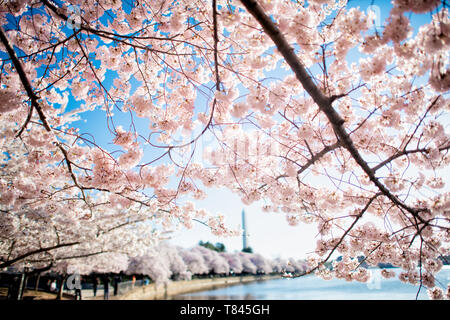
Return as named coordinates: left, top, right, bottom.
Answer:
left=93, top=275, right=281, bottom=300
left=2, top=275, right=281, bottom=300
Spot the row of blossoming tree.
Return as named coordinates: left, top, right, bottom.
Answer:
left=46, top=243, right=308, bottom=285
left=126, top=243, right=308, bottom=283
left=0, top=0, right=448, bottom=299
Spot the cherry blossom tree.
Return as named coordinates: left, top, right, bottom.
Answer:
left=127, top=243, right=193, bottom=283
left=0, top=0, right=449, bottom=300
left=220, top=251, right=244, bottom=274
left=51, top=251, right=128, bottom=298
left=270, top=258, right=288, bottom=273
left=127, top=252, right=172, bottom=284
left=287, top=258, right=308, bottom=274
left=127, top=242, right=291, bottom=282
left=180, top=247, right=209, bottom=276
left=238, top=251, right=258, bottom=274
left=248, top=253, right=272, bottom=274
left=54, top=252, right=129, bottom=276
left=191, top=245, right=230, bottom=275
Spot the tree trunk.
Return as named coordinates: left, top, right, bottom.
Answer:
left=23, top=273, right=29, bottom=296
left=35, top=273, right=41, bottom=291
left=57, top=275, right=67, bottom=300
left=17, top=272, right=28, bottom=300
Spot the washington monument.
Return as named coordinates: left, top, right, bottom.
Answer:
left=242, top=209, right=249, bottom=250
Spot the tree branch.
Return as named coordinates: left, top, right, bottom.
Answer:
left=0, top=25, right=92, bottom=215
left=372, top=143, right=450, bottom=172
left=0, top=242, right=80, bottom=269
left=239, top=0, right=428, bottom=223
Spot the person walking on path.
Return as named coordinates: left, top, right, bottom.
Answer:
left=92, top=276, right=98, bottom=297
left=103, top=276, right=110, bottom=300
left=50, top=279, right=57, bottom=292
left=74, top=287, right=82, bottom=300
left=46, top=279, right=51, bottom=291
left=113, top=275, right=121, bottom=296
left=74, top=275, right=82, bottom=300
left=131, top=275, right=136, bottom=288
left=7, top=276, right=20, bottom=300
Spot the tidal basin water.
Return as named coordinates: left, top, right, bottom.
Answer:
left=175, top=267, right=450, bottom=300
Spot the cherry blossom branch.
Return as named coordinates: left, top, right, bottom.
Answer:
left=40, top=0, right=198, bottom=56
left=297, top=141, right=341, bottom=176
left=401, top=95, right=441, bottom=151
left=371, top=143, right=450, bottom=172
left=0, top=26, right=51, bottom=134
left=0, top=25, right=92, bottom=214
left=0, top=241, right=80, bottom=269
left=258, top=141, right=341, bottom=191
left=143, top=0, right=224, bottom=153
left=28, top=250, right=110, bottom=264
left=212, top=0, right=221, bottom=92
left=27, top=262, right=54, bottom=275
left=239, top=0, right=429, bottom=224
left=300, top=193, right=381, bottom=277
left=322, top=193, right=381, bottom=261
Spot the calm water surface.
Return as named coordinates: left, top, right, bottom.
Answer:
left=175, top=267, right=450, bottom=300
